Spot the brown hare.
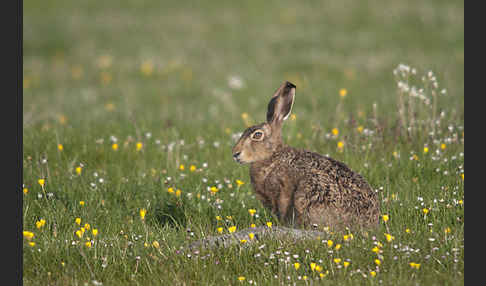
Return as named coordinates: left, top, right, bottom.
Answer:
left=232, top=81, right=380, bottom=231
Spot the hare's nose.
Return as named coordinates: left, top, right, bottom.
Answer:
left=233, top=152, right=241, bottom=160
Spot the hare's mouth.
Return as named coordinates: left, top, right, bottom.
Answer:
left=233, top=152, right=245, bottom=164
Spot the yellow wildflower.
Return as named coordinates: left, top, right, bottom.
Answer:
left=331, top=128, right=339, bottom=136
left=248, top=209, right=256, bottom=216
left=140, top=208, right=147, bottom=220
left=79, top=201, right=85, bottom=206
left=236, top=179, right=245, bottom=187
left=441, top=143, right=446, bottom=150
left=337, top=141, right=344, bottom=150
left=302, top=275, right=308, bottom=280
left=290, top=114, right=297, bottom=121
left=382, top=214, right=389, bottom=223
left=75, top=217, right=82, bottom=225
left=423, top=147, right=429, bottom=154
left=36, top=219, right=46, bottom=229
left=409, top=262, right=421, bottom=269
left=57, top=144, right=64, bottom=151
left=140, top=60, right=154, bottom=76
left=248, top=233, right=255, bottom=240
left=294, top=262, right=300, bottom=270
left=38, top=179, right=45, bottom=187
left=85, top=241, right=92, bottom=248
left=75, top=167, right=82, bottom=175
left=237, top=276, right=245, bottom=282
left=384, top=233, right=395, bottom=242
left=75, top=230, right=83, bottom=238
left=357, top=126, right=364, bottom=133
left=315, top=265, right=323, bottom=272
left=84, top=223, right=90, bottom=230
left=335, top=244, right=342, bottom=250
left=210, top=186, right=219, bottom=194
left=339, top=88, right=347, bottom=97
left=23, top=188, right=29, bottom=195
left=92, top=229, right=98, bottom=236
left=405, top=228, right=411, bottom=233
left=217, top=227, right=223, bottom=234
left=370, top=271, right=377, bottom=277
left=175, top=189, right=181, bottom=197
left=112, top=143, right=118, bottom=151
left=327, top=240, right=333, bottom=248
left=29, top=242, right=36, bottom=247
left=343, top=261, right=350, bottom=268
left=215, top=215, right=222, bottom=221
left=179, top=164, right=185, bottom=171
left=240, top=239, right=247, bottom=244
left=422, top=208, right=429, bottom=215
left=228, top=226, right=237, bottom=233
left=444, top=227, right=451, bottom=234
left=250, top=223, right=256, bottom=228
left=23, top=231, right=34, bottom=240
left=136, top=142, right=143, bottom=151
left=374, top=259, right=381, bottom=266
left=333, top=258, right=342, bottom=264
left=152, top=241, right=160, bottom=248
left=310, top=262, right=317, bottom=271
left=189, top=165, right=196, bottom=172
left=372, top=246, right=380, bottom=253
left=167, top=187, right=175, bottom=194
left=266, top=222, right=272, bottom=228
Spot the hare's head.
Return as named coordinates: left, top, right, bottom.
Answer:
left=232, top=81, right=296, bottom=164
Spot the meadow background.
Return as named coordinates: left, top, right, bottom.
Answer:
left=23, top=0, right=464, bottom=285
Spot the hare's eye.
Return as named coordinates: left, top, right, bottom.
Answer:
left=251, top=131, right=264, bottom=140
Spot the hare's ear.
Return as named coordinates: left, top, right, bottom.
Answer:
left=266, top=81, right=296, bottom=126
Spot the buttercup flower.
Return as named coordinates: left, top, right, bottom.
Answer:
left=23, top=231, right=34, bottom=240
left=36, top=219, right=46, bottom=229
left=140, top=208, right=147, bottom=220
left=382, top=214, right=389, bottom=222
left=236, top=179, right=245, bottom=187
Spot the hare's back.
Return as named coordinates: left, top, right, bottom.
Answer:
left=290, top=149, right=379, bottom=228
left=291, top=149, right=374, bottom=196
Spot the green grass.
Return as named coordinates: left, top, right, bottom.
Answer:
left=23, top=0, right=463, bottom=285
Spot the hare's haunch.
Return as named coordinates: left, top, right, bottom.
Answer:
left=232, top=81, right=380, bottom=230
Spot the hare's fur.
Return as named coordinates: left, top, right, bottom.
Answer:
left=233, top=81, right=380, bottom=231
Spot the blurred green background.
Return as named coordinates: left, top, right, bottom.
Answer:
left=23, top=0, right=463, bottom=137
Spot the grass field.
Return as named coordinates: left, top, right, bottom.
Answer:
left=23, top=0, right=464, bottom=285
